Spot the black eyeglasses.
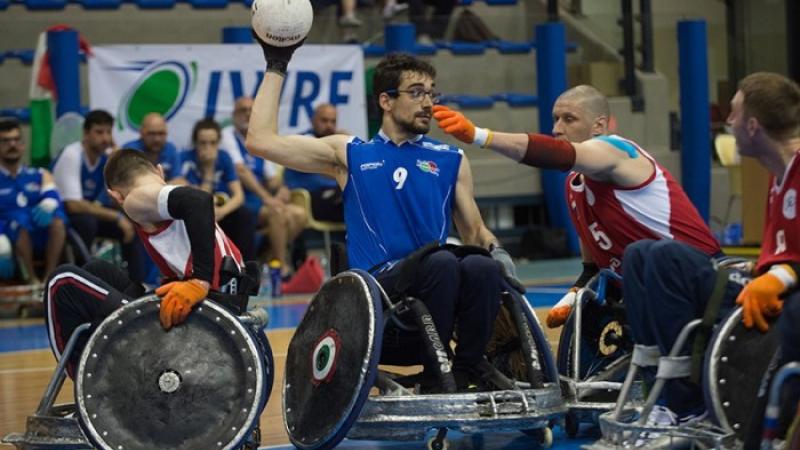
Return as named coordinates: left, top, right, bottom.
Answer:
left=386, top=88, right=442, bottom=104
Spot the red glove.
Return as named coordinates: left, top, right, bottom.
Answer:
left=736, top=265, right=795, bottom=332
left=156, top=279, right=209, bottom=330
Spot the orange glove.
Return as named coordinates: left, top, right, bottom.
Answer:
left=156, top=279, right=209, bottom=330
left=736, top=264, right=796, bottom=332
left=432, top=105, right=493, bottom=146
left=546, top=287, right=578, bottom=328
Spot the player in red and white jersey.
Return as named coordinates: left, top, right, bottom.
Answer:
left=433, top=85, right=719, bottom=327
left=44, top=149, right=244, bottom=375
left=620, top=72, right=800, bottom=427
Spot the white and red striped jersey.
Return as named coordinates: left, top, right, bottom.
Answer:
left=135, top=221, right=243, bottom=290
left=756, top=151, right=800, bottom=273
left=566, top=136, right=721, bottom=272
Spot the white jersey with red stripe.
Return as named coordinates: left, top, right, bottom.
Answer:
left=756, top=151, right=800, bottom=273
left=135, top=220, right=243, bottom=290
left=566, top=135, right=721, bottom=272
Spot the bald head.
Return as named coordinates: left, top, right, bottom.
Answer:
left=233, top=96, right=254, bottom=135
left=552, top=85, right=610, bottom=142
left=312, top=104, right=337, bottom=138
left=139, top=112, right=168, bottom=154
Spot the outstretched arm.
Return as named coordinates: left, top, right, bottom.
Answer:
left=432, top=105, right=638, bottom=179
left=245, top=36, right=349, bottom=184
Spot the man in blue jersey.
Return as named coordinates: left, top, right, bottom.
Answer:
left=247, top=43, right=521, bottom=390
left=52, top=110, right=146, bottom=283
left=220, top=96, right=306, bottom=270
left=0, top=119, right=66, bottom=282
left=122, top=112, right=184, bottom=184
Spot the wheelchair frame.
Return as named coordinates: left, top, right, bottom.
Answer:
left=342, top=271, right=567, bottom=448
left=2, top=296, right=271, bottom=450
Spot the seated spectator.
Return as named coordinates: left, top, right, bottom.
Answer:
left=284, top=103, right=344, bottom=223
left=181, top=118, right=257, bottom=261
left=51, top=110, right=146, bottom=283
left=221, top=97, right=307, bottom=272
left=0, top=119, right=66, bottom=282
left=408, top=0, right=457, bottom=44
left=122, top=112, right=184, bottom=184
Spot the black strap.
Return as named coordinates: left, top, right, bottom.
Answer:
left=690, top=267, right=731, bottom=384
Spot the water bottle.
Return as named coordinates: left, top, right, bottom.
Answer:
left=269, top=259, right=282, bottom=298
left=259, top=264, right=271, bottom=298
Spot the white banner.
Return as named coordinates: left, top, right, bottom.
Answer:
left=89, top=44, right=367, bottom=149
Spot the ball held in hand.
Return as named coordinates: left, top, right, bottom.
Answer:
left=251, top=0, right=313, bottom=47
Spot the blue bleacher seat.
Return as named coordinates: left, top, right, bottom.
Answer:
left=440, top=95, right=495, bottom=109
left=186, top=0, right=228, bottom=8
left=362, top=44, right=385, bottom=58
left=415, top=43, right=437, bottom=56
left=0, top=0, right=9, bottom=10
left=0, top=53, right=6, bottom=65
left=484, top=0, right=516, bottom=5
left=78, top=0, right=123, bottom=9
left=133, top=0, right=175, bottom=8
left=0, top=108, right=32, bottom=123
left=23, top=0, right=68, bottom=9
left=437, top=41, right=486, bottom=55
left=8, top=50, right=35, bottom=65
left=492, top=93, right=538, bottom=107
left=488, top=40, right=533, bottom=54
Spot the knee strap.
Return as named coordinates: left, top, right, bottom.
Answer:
left=657, top=355, right=693, bottom=379
left=690, top=267, right=731, bottom=384
left=632, top=344, right=661, bottom=367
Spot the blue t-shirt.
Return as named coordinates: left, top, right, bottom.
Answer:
left=283, top=129, right=340, bottom=192
left=122, top=138, right=182, bottom=180
left=0, top=165, right=67, bottom=235
left=344, top=132, right=462, bottom=271
left=179, top=149, right=238, bottom=195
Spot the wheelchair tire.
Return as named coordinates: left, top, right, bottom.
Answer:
left=556, top=301, right=631, bottom=403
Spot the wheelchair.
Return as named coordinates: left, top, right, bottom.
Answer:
left=281, top=246, right=567, bottom=450
left=557, top=269, right=639, bottom=437
left=586, top=302, right=780, bottom=450
left=2, top=288, right=274, bottom=449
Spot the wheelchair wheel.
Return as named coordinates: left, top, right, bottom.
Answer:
left=521, top=426, right=553, bottom=448
left=557, top=300, right=631, bottom=402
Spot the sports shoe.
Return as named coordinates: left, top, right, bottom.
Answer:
left=338, top=14, right=362, bottom=27
left=382, top=2, right=408, bottom=20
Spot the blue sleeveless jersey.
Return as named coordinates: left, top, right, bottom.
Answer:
left=344, top=132, right=462, bottom=271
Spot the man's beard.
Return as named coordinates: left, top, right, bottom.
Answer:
left=2, top=155, right=21, bottom=166
left=397, top=115, right=430, bottom=135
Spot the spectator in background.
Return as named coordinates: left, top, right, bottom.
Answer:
left=408, top=0, right=456, bottom=44
left=221, top=97, right=307, bottom=273
left=182, top=118, right=257, bottom=261
left=284, top=103, right=344, bottom=223
left=52, top=110, right=146, bottom=283
left=0, top=119, right=66, bottom=282
left=122, top=112, right=184, bottom=184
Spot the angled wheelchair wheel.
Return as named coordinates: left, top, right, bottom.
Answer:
left=75, top=296, right=270, bottom=450
left=704, top=306, right=779, bottom=440
left=283, top=269, right=384, bottom=450
left=557, top=300, right=631, bottom=403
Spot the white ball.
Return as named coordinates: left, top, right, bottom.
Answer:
left=251, top=0, right=313, bottom=47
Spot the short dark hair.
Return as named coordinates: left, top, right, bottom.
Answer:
left=83, top=110, right=114, bottom=132
left=738, top=72, right=800, bottom=140
left=372, top=53, right=436, bottom=102
left=104, top=148, right=158, bottom=189
left=191, top=118, right=221, bottom=144
left=0, top=118, right=21, bottom=133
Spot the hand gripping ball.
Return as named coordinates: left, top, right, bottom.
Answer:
left=251, top=0, right=313, bottom=47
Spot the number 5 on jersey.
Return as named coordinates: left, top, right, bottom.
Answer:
left=589, top=222, right=613, bottom=250
left=393, top=167, right=408, bottom=190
